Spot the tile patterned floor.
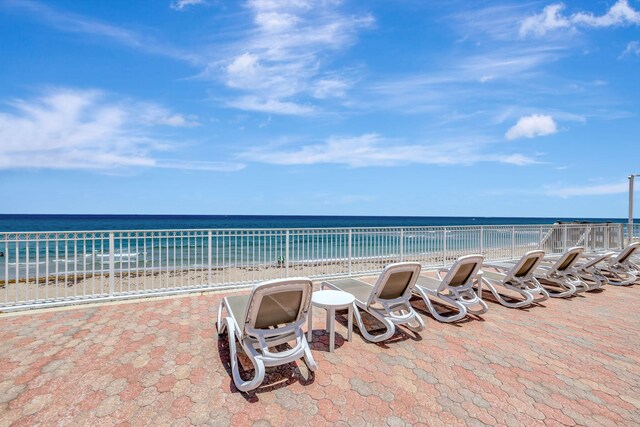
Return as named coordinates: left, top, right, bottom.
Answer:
left=1, top=281, right=640, bottom=426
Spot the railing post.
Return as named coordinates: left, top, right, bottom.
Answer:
left=285, top=230, right=290, bottom=277
left=208, top=230, right=212, bottom=285
left=348, top=229, right=352, bottom=275
left=585, top=227, right=590, bottom=252
left=442, top=227, right=447, bottom=265
left=562, top=226, right=568, bottom=253
left=604, top=226, right=609, bottom=251
left=108, top=232, right=115, bottom=297
left=511, top=226, right=515, bottom=259
left=539, top=226, right=543, bottom=249
left=479, top=226, right=484, bottom=255
left=399, top=229, right=404, bottom=262
left=620, top=224, right=625, bottom=248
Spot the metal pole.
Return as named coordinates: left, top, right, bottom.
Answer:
left=348, top=229, right=352, bottom=275
left=109, top=232, right=115, bottom=297
left=285, top=230, right=290, bottom=277
left=629, top=175, right=635, bottom=245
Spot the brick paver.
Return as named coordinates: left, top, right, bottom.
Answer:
left=1, top=282, right=639, bottom=426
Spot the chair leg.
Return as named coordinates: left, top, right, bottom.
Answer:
left=404, top=308, right=426, bottom=333
left=466, top=297, right=488, bottom=316
left=224, top=317, right=265, bottom=392
left=541, top=279, right=576, bottom=298
left=529, top=279, right=550, bottom=302
left=413, top=287, right=467, bottom=323
left=352, top=306, right=395, bottom=343
left=483, top=279, right=534, bottom=308
left=302, top=340, right=318, bottom=372
left=602, top=268, right=636, bottom=286
left=216, top=300, right=228, bottom=335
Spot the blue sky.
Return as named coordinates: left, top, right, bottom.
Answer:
left=0, top=0, right=639, bottom=217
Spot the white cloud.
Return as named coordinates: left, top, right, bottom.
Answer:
left=4, top=0, right=201, bottom=64
left=170, top=0, right=207, bottom=11
left=621, top=40, right=640, bottom=57
left=0, top=88, right=242, bottom=172
left=210, top=0, right=373, bottom=114
left=227, top=96, right=314, bottom=115
left=546, top=182, right=632, bottom=198
left=505, top=114, right=557, bottom=140
left=241, top=133, right=537, bottom=167
left=311, top=78, right=351, bottom=99
left=520, top=1, right=640, bottom=37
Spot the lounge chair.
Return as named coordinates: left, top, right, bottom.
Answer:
left=528, top=246, right=586, bottom=296
left=321, top=262, right=425, bottom=343
left=580, top=243, right=639, bottom=286
left=481, top=250, right=549, bottom=308
left=412, top=254, right=488, bottom=322
left=492, top=247, right=584, bottom=297
left=216, top=278, right=317, bottom=392
left=603, top=242, right=640, bottom=279
left=571, top=252, right=615, bottom=289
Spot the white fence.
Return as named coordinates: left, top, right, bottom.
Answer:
left=0, top=223, right=625, bottom=311
left=631, top=223, right=640, bottom=243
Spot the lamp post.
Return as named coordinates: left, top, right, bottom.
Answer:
left=629, top=175, right=640, bottom=244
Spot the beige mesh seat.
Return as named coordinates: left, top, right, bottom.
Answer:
left=571, top=252, right=616, bottom=289
left=216, top=278, right=317, bottom=392
left=581, top=243, right=639, bottom=286
left=482, top=250, right=549, bottom=308
left=602, top=242, right=640, bottom=283
left=321, top=263, right=425, bottom=343
left=533, top=246, right=585, bottom=296
left=413, top=255, right=488, bottom=322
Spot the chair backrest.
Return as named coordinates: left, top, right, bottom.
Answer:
left=614, top=242, right=640, bottom=264
left=548, top=246, right=583, bottom=275
left=436, top=254, right=483, bottom=292
left=367, top=262, right=421, bottom=306
left=579, top=252, right=614, bottom=270
left=504, top=250, right=545, bottom=283
left=243, top=278, right=313, bottom=332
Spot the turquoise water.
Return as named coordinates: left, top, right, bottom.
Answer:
left=0, top=214, right=628, bottom=233
left=0, top=215, right=625, bottom=281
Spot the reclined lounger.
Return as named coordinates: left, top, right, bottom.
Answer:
left=412, top=255, right=488, bottom=322
left=217, top=278, right=317, bottom=392
left=482, top=250, right=549, bottom=308
left=321, top=262, right=425, bottom=343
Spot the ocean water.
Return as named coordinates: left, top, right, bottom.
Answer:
left=0, top=214, right=628, bottom=233
left=0, top=215, right=626, bottom=282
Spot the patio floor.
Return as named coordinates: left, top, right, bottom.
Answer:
left=1, top=280, right=640, bottom=426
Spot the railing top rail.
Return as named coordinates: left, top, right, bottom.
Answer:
left=0, top=222, right=621, bottom=236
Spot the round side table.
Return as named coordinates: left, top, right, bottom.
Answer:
left=307, top=290, right=355, bottom=352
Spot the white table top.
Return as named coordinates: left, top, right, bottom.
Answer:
left=311, top=290, right=355, bottom=308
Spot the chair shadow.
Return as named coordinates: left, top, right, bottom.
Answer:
left=330, top=308, right=423, bottom=349
left=409, top=297, right=479, bottom=326
left=216, top=334, right=315, bottom=402
left=479, top=292, right=535, bottom=312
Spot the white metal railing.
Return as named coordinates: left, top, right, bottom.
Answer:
left=630, top=223, right=640, bottom=243
left=0, top=223, right=624, bottom=311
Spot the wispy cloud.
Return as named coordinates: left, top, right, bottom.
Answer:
left=505, top=114, right=558, bottom=140
left=204, top=0, right=374, bottom=115
left=545, top=181, right=632, bottom=198
left=1, top=0, right=201, bottom=64
left=170, top=0, right=207, bottom=11
left=240, top=133, right=538, bottom=167
left=621, top=40, right=640, bottom=57
left=520, top=1, right=640, bottom=37
left=0, top=88, right=243, bottom=172
left=227, top=96, right=315, bottom=115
